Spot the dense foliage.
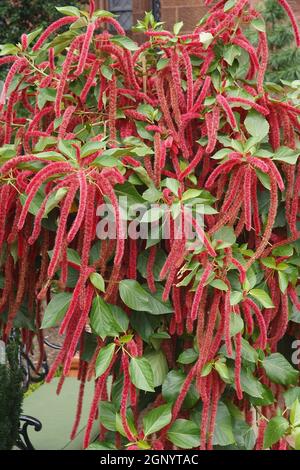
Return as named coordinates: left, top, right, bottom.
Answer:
left=0, top=0, right=300, bottom=451
left=260, top=0, right=300, bottom=82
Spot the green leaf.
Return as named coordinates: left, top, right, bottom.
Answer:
left=290, top=399, right=300, bottom=427
left=256, top=169, right=271, bottom=190
left=294, top=429, right=300, bottom=450
left=262, top=353, right=299, bottom=386
left=116, top=409, right=137, bottom=438
left=0, top=43, right=19, bottom=56
left=34, top=136, right=57, bottom=152
left=162, top=370, right=199, bottom=409
left=38, top=88, right=57, bottom=110
left=284, top=387, right=300, bottom=408
left=119, top=280, right=173, bottom=315
left=89, top=272, right=105, bottom=292
left=41, top=292, right=72, bottom=328
left=249, top=289, right=274, bottom=309
left=144, top=350, right=168, bottom=387
left=241, top=338, right=258, bottom=363
left=239, top=368, right=265, bottom=398
left=56, top=6, right=81, bottom=16
left=250, top=384, right=275, bottom=407
left=199, top=31, right=214, bottom=50
left=224, top=0, right=236, bottom=12
left=157, top=57, right=169, bottom=71
left=261, top=257, right=276, bottom=269
left=215, top=360, right=230, bottom=382
left=27, top=28, right=43, bottom=47
left=213, top=226, right=236, bottom=249
left=20, top=189, right=45, bottom=216
left=273, top=146, right=300, bottom=165
left=99, top=401, right=117, bottom=431
left=90, top=295, right=128, bottom=339
left=167, top=419, right=200, bottom=449
left=201, top=362, right=213, bottom=377
left=223, top=45, right=241, bottom=66
left=213, top=402, right=235, bottom=446
left=263, top=417, right=289, bottom=449
left=141, top=207, right=164, bottom=223
left=129, top=357, right=154, bottom=392
left=34, top=151, right=65, bottom=162
left=230, top=291, right=243, bottom=306
left=244, top=110, right=270, bottom=141
left=111, top=35, right=138, bottom=51
left=143, top=404, right=172, bottom=437
left=252, top=17, right=266, bottom=32
left=173, top=21, right=184, bottom=35
left=101, top=64, right=113, bottom=81
left=58, top=139, right=77, bottom=159
left=181, top=189, right=203, bottom=201
left=93, top=10, right=116, bottom=18
left=278, top=271, right=289, bottom=293
left=81, top=141, right=105, bottom=158
left=177, top=349, right=198, bottom=365
left=87, top=441, right=116, bottom=450
left=230, top=314, right=244, bottom=337
left=95, top=343, right=115, bottom=378
left=210, top=279, right=228, bottom=291
left=164, top=177, right=180, bottom=196
left=272, top=245, right=294, bottom=257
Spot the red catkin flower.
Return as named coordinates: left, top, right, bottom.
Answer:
left=191, top=76, right=211, bottom=113
left=243, top=298, right=267, bottom=349
left=146, top=246, right=156, bottom=293
left=75, top=23, right=96, bottom=77
left=256, top=419, right=267, bottom=450
left=17, top=162, right=73, bottom=231
left=190, top=263, right=213, bottom=321
left=224, top=289, right=233, bottom=357
left=288, top=285, right=300, bottom=311
left=58, top=105, right=76, bottom=139
left=227, top=97, right=269, bottom=116
left=80, top=60, right=100, bottom=103
left=216, top=94, right=237, bottom=130
left=33, top=17, right=78, bottom=51
left=67, top=170, right=87, bottom=243
left=47, top=181, right=79, bottom=279
left=244, top=166, right=252, bottom=231
left=234, top=332, right=243, bottom=400
left=0, top=58, right=27, bottom=107
left=120, top=352, right=136, bottom=442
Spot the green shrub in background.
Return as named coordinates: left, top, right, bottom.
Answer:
left=0, top=0, right=86, bottom=79
left=262, top=0, right=300, bottom=82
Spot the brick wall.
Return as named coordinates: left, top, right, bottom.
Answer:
left=160, top=0, right=300, bottom=32
left=95, top=1, right=300, bottom=33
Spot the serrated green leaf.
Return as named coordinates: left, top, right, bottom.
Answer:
left=95, top=343, right=115, bottom=378
left=167, top=419, right=200, bottom=449
left=89, top=272, right=105, bottom=292
left=263, top=353, right=299, bottom=386
left=249, top=289, right=274, bottom=309
left=41, top=292, right=72, bottom=329
left=129, top=357, right=154, bottom=392
left=143, top=404, right=172, bottom=437
left=263, top=417, right=289, bottom=449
